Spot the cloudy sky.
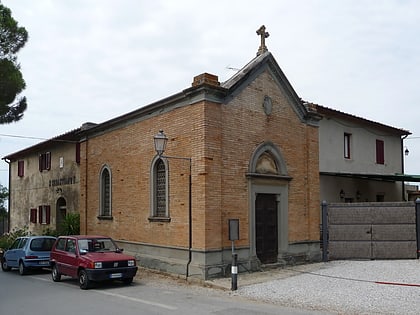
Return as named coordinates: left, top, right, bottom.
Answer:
left=1, top=0, right=420, bottom=187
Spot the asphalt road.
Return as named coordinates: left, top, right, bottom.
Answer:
left=0, top=268, right=330, bottom=315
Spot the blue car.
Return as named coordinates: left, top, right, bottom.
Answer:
left=1, top=236, right=57, bottom=275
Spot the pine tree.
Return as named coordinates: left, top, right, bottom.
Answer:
left=0, top=3, right=28, bottom=124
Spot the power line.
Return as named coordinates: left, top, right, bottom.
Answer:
left=0, top=133, right=78, bottom=143
left=0, top=133, right=49, bottom=141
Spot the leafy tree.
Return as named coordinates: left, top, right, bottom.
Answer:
left=0, top=184, right=7, bottom=218
left=0, top=3, right=28, bottom=124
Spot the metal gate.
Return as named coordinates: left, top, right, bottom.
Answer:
left=322, top=201, right=419, bottom=260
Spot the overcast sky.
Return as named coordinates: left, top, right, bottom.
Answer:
left=1, top=0, right=420, bottom=187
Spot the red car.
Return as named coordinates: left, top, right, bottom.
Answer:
left=50, top=235, right=138, bottom=289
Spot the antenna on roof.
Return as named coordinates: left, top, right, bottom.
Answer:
left=226, top=65, right=240, bottom=71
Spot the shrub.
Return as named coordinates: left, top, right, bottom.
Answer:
left=59, top=213, right=80, bottom=235
left=42, top=227, right=59, bottom=237
left=0, top=226, right=30, bottom=251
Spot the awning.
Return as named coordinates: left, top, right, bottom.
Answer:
left=320, top=172, right=420, bottom=182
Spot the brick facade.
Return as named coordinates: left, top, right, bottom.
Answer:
left=79, top=52, right=322, bottom=279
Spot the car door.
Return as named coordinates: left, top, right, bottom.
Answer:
left=14, top=238, right=28, bottom=265
left=64, top=239, right=79, bottom=277
left=57, top=238, right=78, bottom=277
left=5, top=238, right=23, bottom=267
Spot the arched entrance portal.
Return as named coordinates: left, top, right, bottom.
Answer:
left=56, top=197, right=67, bottom=233
left=248, top=142, right=290, bottom=265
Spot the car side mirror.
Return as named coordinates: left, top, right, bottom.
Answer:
left=116, top=248, right=124, bottom=253
left=79, top=249, right=88, bottom=255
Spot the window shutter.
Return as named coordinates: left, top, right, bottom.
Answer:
left=39, top=154, right=43, bottom=171
left=18, top=160, right=24, bottom=177
left=76, top=143, right=81, bottom=164
left=46, top=205, right=51, bottom=224
left=39, top=206, right=43, bottom=223
left=30, top=208, right=37, bottom=223
left=376, top=140, right=384, bottom=164
left=46, top=152, right=51, bottom=170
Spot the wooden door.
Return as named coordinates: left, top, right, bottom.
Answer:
left=256, top=194, right=278, bottom=264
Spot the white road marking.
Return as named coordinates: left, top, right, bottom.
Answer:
left=30, top=276, right=50, bottom=282
left=92, top=290, right=178, bottom=310
left=29, top=275, right=177, bottom=310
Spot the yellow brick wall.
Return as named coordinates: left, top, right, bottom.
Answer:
left=79, top=68, right=320, bottom=253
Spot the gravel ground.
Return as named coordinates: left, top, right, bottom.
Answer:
left=234, top=260, right=420, bottom=315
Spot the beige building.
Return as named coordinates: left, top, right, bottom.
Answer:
left=3, top=124, right=94, bottom=234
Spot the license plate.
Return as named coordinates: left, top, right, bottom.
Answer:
left=39, top=261, right=49, bottom=265
left=109, top=273, right=122, bottom=279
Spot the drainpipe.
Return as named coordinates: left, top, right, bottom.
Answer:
left=3, top=158, right=11, bottom=233
left=83, top=138, right=89, bottom=234
left=401, top=135, right=408, bottom=201
left=186, top=159, right=192, bottom=279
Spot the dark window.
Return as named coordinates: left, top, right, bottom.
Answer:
left=39, top=152, right=51, bottom=171
left=30, top=238, right=55, bottom=251
left=10, top=238, right=21, bottom=249
left=30, top=208, right=37, bottom=223
left=65, top=239, right=76, bottom=253
left=76, top=143, right=81, bottom=164
left=155, top=159, right=167, bottom=217
left=100, top=167, right=111, bottom=217
left=376, top=139, right=384, bottom=164
left=344, top=133, right=351, bottom=159
left=55, top=238, right=66, bottom=251
left=18, top=160, right=24, bottom=177
left=18, top=238, right=27, bottom=249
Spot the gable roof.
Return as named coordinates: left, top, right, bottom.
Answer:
left=313, top=104, right=411, bottom=136
left=2, top=123, right=96, bottom=161
left=222, top=51, right=321, bottom=125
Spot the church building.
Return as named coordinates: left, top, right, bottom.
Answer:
left=77, top=26, right=322, bottom=279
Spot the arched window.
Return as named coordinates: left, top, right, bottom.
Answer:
left=99, top=166, right=112, bottom=217
left=150, top=157, right=169, bottom=220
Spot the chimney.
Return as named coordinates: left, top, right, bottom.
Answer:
left=192, top=73, right=220, bottom=87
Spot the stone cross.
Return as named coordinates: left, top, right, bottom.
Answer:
left=256, top=25, right=269, bottom=56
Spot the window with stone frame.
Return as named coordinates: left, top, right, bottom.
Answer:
left=99, top=166, right=112, bottom=218
left=150, top=157, right=169, bottom=221
left=39, top=205, right=51, bottom=224
left=39, top=152, right=51, bottom=171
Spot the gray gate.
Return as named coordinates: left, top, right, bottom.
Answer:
left=322, top=201, right=419, bottom=260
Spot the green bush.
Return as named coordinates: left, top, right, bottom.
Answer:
left=59, top=213, right=80, bottom=235
left=42, top=227, right=59, bottom=237
left=0, top=226, right=30, bottom=251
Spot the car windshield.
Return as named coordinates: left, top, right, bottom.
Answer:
left=30, top=238, right=55, bottom=251
left=78, top=238, right=118, bottom=253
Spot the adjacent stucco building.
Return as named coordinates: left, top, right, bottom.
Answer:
left=315, top=105, right=411, bottom=203
left=3, top=124, right=94, bottom=234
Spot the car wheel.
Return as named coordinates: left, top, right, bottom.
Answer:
left=79, top=269, right=91, bottom=290
left=19, top=261, right=27, bottom=275
left=1, top=258, right=11, bottom=272
left=52, top=264, right=61, bottom=282
left=122, top=277, right=133, bottom=285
